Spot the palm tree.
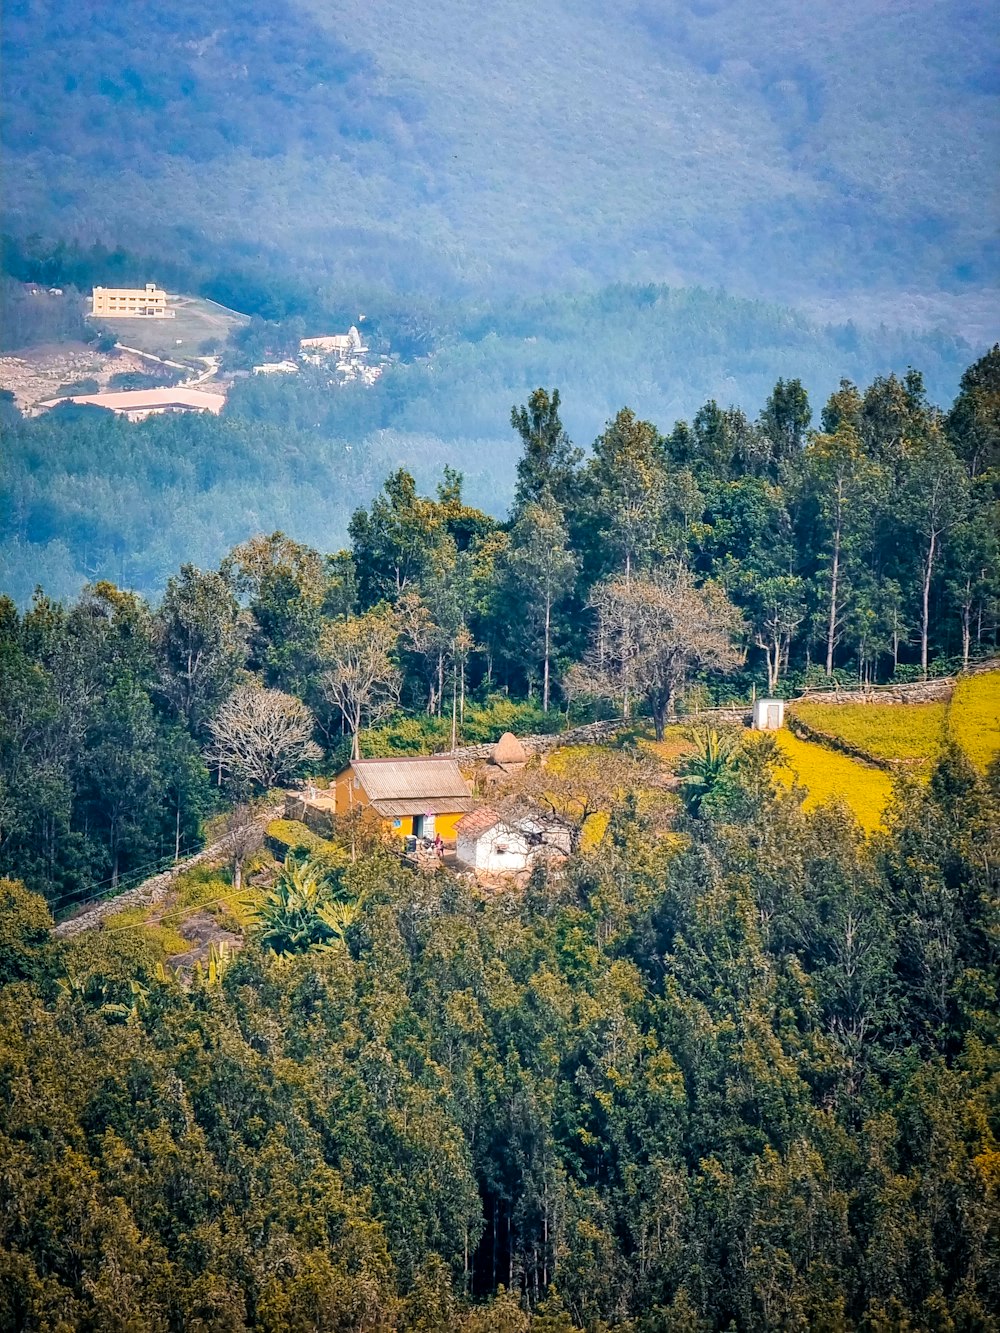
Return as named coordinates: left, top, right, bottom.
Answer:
left=677, top=728, right=739, bottom=817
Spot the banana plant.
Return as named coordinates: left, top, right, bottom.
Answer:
left=57, top=971, right=150, bottom=1021
left=255, top=854, right=358, bottom=956
left=193, top=940, right=234, bottom=987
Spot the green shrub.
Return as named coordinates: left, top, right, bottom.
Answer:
left=108, top=369, right=181, bottom=391
left=265, top=820, right=348, bottom=878
left=362, top=694, right=561, bottom=755
left=364, top=714, right=450, bottom=755
left=54, top=377, right=99, bottom=397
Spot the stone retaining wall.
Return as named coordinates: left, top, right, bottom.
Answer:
left=448, top=718, right=624, bottom=762
left=794, top=677, right=956, bottom=707
left=448, top=709, right=750, bottom=764
left=54, top=801, right=284, bottom=938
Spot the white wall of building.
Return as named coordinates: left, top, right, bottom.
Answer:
left=456, top=818, right=570, bottom=875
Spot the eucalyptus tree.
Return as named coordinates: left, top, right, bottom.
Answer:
left=510, top=387, right=583, bottom=513
left=585, top=408, right=667, bottom=583
left=348, top=468, right=445, bottom=606
left=799, top=424, right=882, bottom=676
left=947, top=343, right=1000, bottom=478
left=945, top=504, right=1000, bottom=666
left=222, top=531, right=329, bottom=693
left=760, top=377, right=811, bottom=467
left=155, top=563, right=248, bottom=732
left=899, top=433, right=968, bottom=676
left=503, top=498, right=577, bottom=711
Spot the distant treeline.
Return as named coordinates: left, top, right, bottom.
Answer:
left=1, top=263, right=984, bottom=605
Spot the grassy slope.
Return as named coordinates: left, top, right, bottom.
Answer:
left=96, top=295, right=247, bottom=361
left=101, top=860, right=266, bottom=967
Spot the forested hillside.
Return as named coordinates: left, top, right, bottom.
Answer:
left=2, top=0, right=997, bottom=334
left=0, top=290, right=979, bottom=603
left=3, top=348, right=998, bottom=909
left=1, top=336, right=998, bottom=1327
left=2, top=752, right=999, bottom=1329
left=3, top=2, right=997, bottom=1325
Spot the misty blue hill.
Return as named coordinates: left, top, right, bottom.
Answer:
left=2, top=0, right=997, bottom=339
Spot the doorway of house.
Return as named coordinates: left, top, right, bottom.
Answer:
left=413, top=814, right=436, bottom=840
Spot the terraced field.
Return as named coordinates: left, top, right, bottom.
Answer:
left=791, top=699, right=947, bottom=767
left=948, top=671, right=1000, bottom=771
left=777, top=669, right=1000, bottom=831
left=773, top=731, right=894, bottom=834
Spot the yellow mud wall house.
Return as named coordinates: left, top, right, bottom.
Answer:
left=330, top=756, right=477, bottom=841
left=91, top=283, right=171, bottom=317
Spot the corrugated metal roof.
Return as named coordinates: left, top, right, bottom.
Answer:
left=352, top=757, right=472, bottom=803
left=373, top=796, right=480, bottom=818
left=40, top=388, right=226, bottom=414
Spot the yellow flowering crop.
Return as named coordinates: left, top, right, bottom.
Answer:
left=791, top=699, right=947, bottom=765
left=948, top=671, right=1000, bottom=772
left=773, top=730, right=893, bottom=834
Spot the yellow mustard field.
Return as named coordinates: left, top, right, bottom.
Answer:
left=791, top=699, right=947, bottom=765
left=948, top=671, right=1000, bottom=771
left=773, top=731, right=894, bottom=834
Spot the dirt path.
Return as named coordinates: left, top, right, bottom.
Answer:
left=54, top=800, right=285, bottom=939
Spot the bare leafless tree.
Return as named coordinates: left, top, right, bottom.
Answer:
left=207, top=686, right=321, bottom=789
left=581, top=569, right=744, bottom=739
left=495, top=747, right=660, bottom=852
left=222, top=803, right=264, bottom=891
left=320, top=608, right=402, bottom=760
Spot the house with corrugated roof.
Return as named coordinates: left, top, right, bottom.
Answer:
left=325, top=756, right=478, bottom=842
left=35, top=387, right=226, bottom=421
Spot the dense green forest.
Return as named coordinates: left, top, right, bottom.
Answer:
left=2, top=0, right=996, bottom=335
left=1, top=345, right=998, bottom=1328
left=2, top=747, right=999, bottom=1330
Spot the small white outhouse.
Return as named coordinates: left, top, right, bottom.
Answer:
left=753, top=698, right=785, bottom=730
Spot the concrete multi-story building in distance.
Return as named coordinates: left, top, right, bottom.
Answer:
left=91, top=283, right=173, bottom=318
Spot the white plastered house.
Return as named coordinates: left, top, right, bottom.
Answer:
left=455, top=807, right=571, bottom=876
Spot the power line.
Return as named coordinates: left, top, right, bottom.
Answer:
left=97, top=883, right=257, bottom=933
left=48, top=851, right=185, bottom=910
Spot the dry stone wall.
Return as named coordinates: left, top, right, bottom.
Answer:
left=449, top=709, right=750, bottom=764
left=796, top=678, right=956, bottom=707
left=54, top=800, right=284, bottom=938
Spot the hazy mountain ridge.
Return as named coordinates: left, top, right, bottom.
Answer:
left=3, top=0, right=996, bottom=335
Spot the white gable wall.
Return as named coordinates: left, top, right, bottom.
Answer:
left=456, top=818, right=571, bottom=874
left=458, top=823, right=532, bottom=873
